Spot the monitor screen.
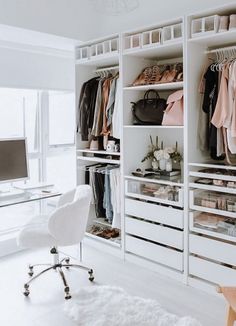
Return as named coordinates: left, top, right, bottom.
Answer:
left=0, top=139, right=28, bottom=182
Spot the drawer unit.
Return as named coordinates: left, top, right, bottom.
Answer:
left=125, top=179, right=183, bottom=207
left=189, top=189, right=236, bottom=219
left=189, top=256, right=236, bottom=286
left=126, top=235, right=183, bottom=271
left=189, top=211, right=236, bottom=243
left=125, top=198, right=184, bottom=228
left=189, top=234, right=236, bottom=267
left=126, top=216, right=183, bottom=250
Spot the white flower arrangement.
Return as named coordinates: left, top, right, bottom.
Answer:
left=154, top=147, right=174, bottom=161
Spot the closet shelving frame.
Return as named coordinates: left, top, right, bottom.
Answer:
left=75, top=34, right=124, bottom=257
left=75, top=2, right=236, bottom=294
left=187, top=3, right=236, bottom=293
left=120, top=16, right=188, bottom=283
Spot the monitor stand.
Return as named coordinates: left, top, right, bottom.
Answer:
left=0, top=188, right=25, bottom=200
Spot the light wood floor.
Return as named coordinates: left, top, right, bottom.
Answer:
left=0, top=244, right=226, bottom=326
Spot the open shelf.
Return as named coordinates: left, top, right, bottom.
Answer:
left=85, top=232, right=121, bottom=248
left=77, top=156, right=120, bottom=165
left=125, top=175, right=184, bottom=187
left=123, top=42, right=183, bottom=59
left=188, top=29, right=236, bottom=48
left=77, top=149, right=121, bottom=156
left=189, top=162, right=236, bottom=170
left=76, top=52, right=119, bottom=67
left=124, top=81, right=183, bottom=91
left=189, top=182, right=236, bottom=195
left=123, top=125, right=184, bottom=129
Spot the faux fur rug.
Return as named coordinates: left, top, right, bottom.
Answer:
left=64, top=286, right=202, bottom=326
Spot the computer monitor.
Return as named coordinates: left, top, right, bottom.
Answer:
left=0, top=138, right=29, bottom=183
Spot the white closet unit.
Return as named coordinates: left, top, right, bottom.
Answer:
left=75, top=2, right=236, bottom=293
left=75, top=34, right=123, bottom=257
left=121, top=18, right=186, bottom=282
left=187, top=3, right=236, bottom=292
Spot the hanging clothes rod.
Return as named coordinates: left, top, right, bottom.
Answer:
left=206, top=45, right=236, bottom=54
left=94, top=65, right=119, bottom=73
left=77, top=164, right=120, bottom=175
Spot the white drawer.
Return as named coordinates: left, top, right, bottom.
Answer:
left=189, top=256, right=236, bottom=286
left=189, top=189, right=236, bottom=219
left=126, top=216, right=183, bottom=250
left=125, top=198, right=183, bottom=228
left=125, top=235, right=183, bottom=271
left=189, top=234, right=236, bottom=266
left=125, top=179, right=183, bottom=208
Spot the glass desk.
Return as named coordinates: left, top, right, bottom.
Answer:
left=0, top=188, right=61, bottom=208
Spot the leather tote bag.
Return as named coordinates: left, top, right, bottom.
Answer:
left=131, top=90, right=166, bottom=125
left=162, top=90, right=184, bottom=126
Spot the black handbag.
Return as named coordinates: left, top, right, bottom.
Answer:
left=131, top=90, right=167, bottom=125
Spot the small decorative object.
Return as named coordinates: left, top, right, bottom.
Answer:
left=151, top=160, right=159, bottom=171
left=142, top=135, right=160, bottom=166
left=106, top=140, right=116, bottom=152
left=165, top=159, right=173, bottom=172
left=153, top=141, right=174, bottom=171
left=170, top=141, right=183, bottom=164
left=159, top=158, right=166, bottom=171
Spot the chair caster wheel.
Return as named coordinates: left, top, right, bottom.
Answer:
left=65, top=258, right=70, bottom=269
left=65, top=294, right=72, bottom=300
left=64, top=286, right=71, bottom=300
left=23, top=284, right=30, bottom=296
left=88, top=269, right=94, bottom=282
left=28, top=265, right=34, bottom=276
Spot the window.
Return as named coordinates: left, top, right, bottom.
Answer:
left=49, top=92, right=75, bottom=146
left=0, top=88, right=75, bottom=243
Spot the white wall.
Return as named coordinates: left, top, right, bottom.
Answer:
left=0, top=47, right=74, bottom=91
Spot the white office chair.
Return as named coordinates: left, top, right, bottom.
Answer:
left=17, top=185, right=93, bottom=300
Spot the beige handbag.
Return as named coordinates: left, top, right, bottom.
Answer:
left=162, top=90, right=184, bottom=126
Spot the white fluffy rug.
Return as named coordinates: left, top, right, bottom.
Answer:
left=64, top=286, right=202, bottom=326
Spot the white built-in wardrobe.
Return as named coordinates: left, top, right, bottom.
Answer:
left=76, top=3, right=236, bottom=294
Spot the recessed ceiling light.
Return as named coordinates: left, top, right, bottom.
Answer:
left=90, top=0, right=140, bottom=15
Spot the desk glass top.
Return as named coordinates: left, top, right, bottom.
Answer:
left=0, top=189, right=61, bottom=208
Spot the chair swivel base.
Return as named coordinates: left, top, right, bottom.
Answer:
left=23, top=257, right=94, bottom=300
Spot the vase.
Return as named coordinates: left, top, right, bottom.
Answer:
left=165, top=159, right=173, bottom=172
left=159, top=158, right=166, bottom=171
left=152, top=160, right=159, bottom=171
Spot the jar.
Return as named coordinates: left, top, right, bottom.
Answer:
left=165, top=159, right=172, bottom=172
left=151, top=160, right=159, bottom=171
left=227, top=200, right=234, bottom=212
left=159, top=158, right=166, bottom=171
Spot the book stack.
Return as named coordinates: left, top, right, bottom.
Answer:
left=145, top=168, right=181, bottom=179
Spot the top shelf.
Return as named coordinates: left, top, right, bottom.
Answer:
left=123, top=41, right=183, bottom=60
left=189, top=162, right=236, bottom=171
left=188, top=30, right=236, bottom=49
left=75, top=52, right=119, bottom=67
left=124, top=81, right=183, bottom=91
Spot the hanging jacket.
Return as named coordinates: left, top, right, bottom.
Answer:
left=78, top=77, right=99, bottom=141
left=202, top=64, right=224, bottom=160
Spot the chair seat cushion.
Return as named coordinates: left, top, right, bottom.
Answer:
left=17, top=215, right=57, bottom=248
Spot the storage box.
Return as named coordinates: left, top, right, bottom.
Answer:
left=191, top=15, right=220, bottom=38
left=163, top=23, right=183, bottom=43
left=142, top=29, right=162, bottom=47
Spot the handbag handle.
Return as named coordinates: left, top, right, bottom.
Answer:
left=144, top=90, right=160, bottom=101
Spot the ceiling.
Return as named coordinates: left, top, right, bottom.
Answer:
left=0, top=0, right=230, bottom=44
